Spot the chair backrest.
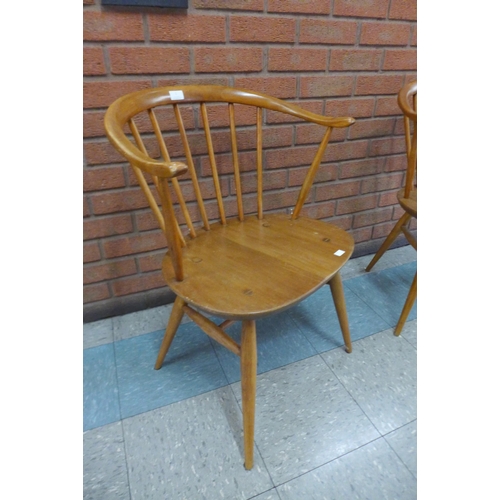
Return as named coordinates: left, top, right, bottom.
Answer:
left=104, top=85, right=355, bottom=282
left=397, top=81, right=417, bottom=199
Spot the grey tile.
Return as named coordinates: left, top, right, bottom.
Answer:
left=385, top=420, right=417, bottom=479
left=212, top=312, right=317, bottom=383
left=83, top=318, right=113, bottom=349
left=122, top=387, right=273, bottom=500
left=83, top=344, right=120, bottom=431
left=345, top=261, right=417, bottom=327
left=342, top=245, right=416, bottom=280
left=322, top=329, right=417, bottom=435
left=83, top=422, right=130, bottom=500
left=115, top=322, right=229, bottom=419
left=250, top=489, right=281, bottom=500
left=277, top=438, right=417, bottom=500
left=232, top=356, right=380, bottom=485
left=400, top=319, right=417, bottom=349
left=113, top=304, right=190, bottom=342
left=288, top=285, right=390, bottom=353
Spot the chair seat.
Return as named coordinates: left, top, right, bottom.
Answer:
left=398, top=187, right=417, bottom=218
left=162, top=213, right=354, bottom=320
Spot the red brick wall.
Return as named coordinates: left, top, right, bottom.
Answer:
left=83, top=0, right=417, bottom=321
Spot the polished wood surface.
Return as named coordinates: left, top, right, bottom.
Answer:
left=104, top=84, right=356, bottom=469
left=366, top=81, right=417, bottom=335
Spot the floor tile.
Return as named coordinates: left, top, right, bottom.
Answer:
left=385, top=420, right=417, bottom=479
left=250, top=489, right=281, bottom=500
left=114, top=322, right=228, bottom=419
left=277, top=438, right=417, bottom=500
left=322, top=329, right=417, bottom=435
left=83, top=422, right=130, bottom=500
left=345, top=261, right=417, bottom=327
left=83, top=317, right=113, bottom=349
left=231, top=356, right=380, bottom=485
left=211, top=312, right=317, bottom=383
left=122, top=386, right=273, bottom=500
left=400, top=319, right=417, bottom=349
left=83, top=344, right=120, bottom=431
left=288, top=285, right=390, bottom=353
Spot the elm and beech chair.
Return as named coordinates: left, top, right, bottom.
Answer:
left=365, top=81, right=417, bottom=335
left=104, top=85, right=356, bottom=470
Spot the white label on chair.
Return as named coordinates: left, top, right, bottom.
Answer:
left=169, top=90, right=184, bottom=100
left=334, top=249, right=345, bottom=256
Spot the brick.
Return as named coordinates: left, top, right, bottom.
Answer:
left=334, top=0, right=390, bottom=19
left=373, top=221, right=397, bottom=239
left=91, top=188, right=155, bottom=215
left=83, top=166, right=126, bottom=192
left=234, top=77, right=297, bottom=99
left=339, top=157, right=385, bottom=179
left=231, top=170, right=287, bottom=194
left=84, top=140, right=128, bottom=165
left=83, top=283, right=110, bottom=304
left=369, top=136, right=406, bottom=156
left=411, top=25, right=417, bottom=46
left=84, top=111, right=106, bottom=138
left=84, top=196, right=91, bottom=218
left=83, top=259, right=137, bottom=285
left=194, top=47, right=263, bottom=73
left=378, top=189, right=400, bottom=207
left=329, top=49, right=382, bottom=71
left=84, top=242, right=101, bottom=263
left=135, top=211, right=163, bottom=232
left=83, top=80, right=151, bottom=109
left=266, top=100, right=324, bottom=124
left=361, top=172, right=404, bottom=194
left=111, top=272, right=165, bottom=297
left=230, top=16, right=295, bottom=43
left=83, top=11, right=144, bottom=41
left=300, top=76, right=354, bottom=98
left=389, top=0, right=417, bottom=20
left=383, top=49, right=417, bottom=70
left=352, top=227, right=373, bottom=243
left=295, top=124, right=347, bottom=145
left=324, top=140, right=370, bottom=162
left=109, top=47, right=190, bottom=75
left=374, top=96, right=400, bottom=116
left=137, top=251, right=165, bottom=272
left=268, top=0, right=330, bottom=14
left=268, top=48, right=328, bottom=72
left=200, top=150, right=256, bottom=176
left=355, top=74, right=405, bottom=95
left=266, top=145, right=317, bottom=169
left=301, top=201, right=336, bottom=220
left=349, top=118, right=395, bottom=140
left=263, top=188, right=305, bottom=212
left=131, top=105, right=196, bottom=135
left=83, top=47, right=106, bottom=76
left=329, top=215, right=353, bottom=231
left=103, top=232, right=167, bottom=258
left=201, top=103, right=257, bottom=128
left=385, top=155, right=407, bottom=172
left=360, top=22, right=411, bottom=46
left=336, top=194, right=378, bottom=215
left=157, top=76, right=230, bottom=87
left=316, top=180, right=361, bottom=201
left=288, top=163, right=338, bottom=187
left=149, top=13, right=226, bottom=42
left=192, top=0, right=264, bottom=10
left=325, top=98, right=375, bottom=119
left=84, top=215, right=134, bottom=240
left=83, top=0, right=94, bottom=4
left=353, top=207, right=393, bottom=228
left=300, top=19, right=357, bottom=45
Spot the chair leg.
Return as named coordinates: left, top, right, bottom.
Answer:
left=240, top=320, right=257, bottom=470
left=329, top=272, right=353, bottom=353
left=154, top=295, right=186, bottom=370
left=394, top=272, right=417, bottom=336
left=365, top=212, right=412, bottom=272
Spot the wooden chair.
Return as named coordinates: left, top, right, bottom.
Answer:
left=365, top=81, right=417, bottom=335
left=104, top=85, right=356, bottom=469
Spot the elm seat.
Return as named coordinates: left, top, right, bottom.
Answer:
left=366, top=81, right=417, bottom=335
left=104, top=85, right=356, bottom=470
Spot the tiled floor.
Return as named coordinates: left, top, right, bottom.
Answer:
left=83, top=246, right=417, bottom=500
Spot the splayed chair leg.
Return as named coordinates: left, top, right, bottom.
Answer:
left=240, top=319, right=257, bottom=470
left=394, top=272, right=417, bottom=336
left=154, top=295, right=186, bottom=370
left=329, top=272, right=353, bottom=353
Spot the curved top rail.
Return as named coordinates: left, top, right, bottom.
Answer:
left=397, top=81, right=417, bottom=121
